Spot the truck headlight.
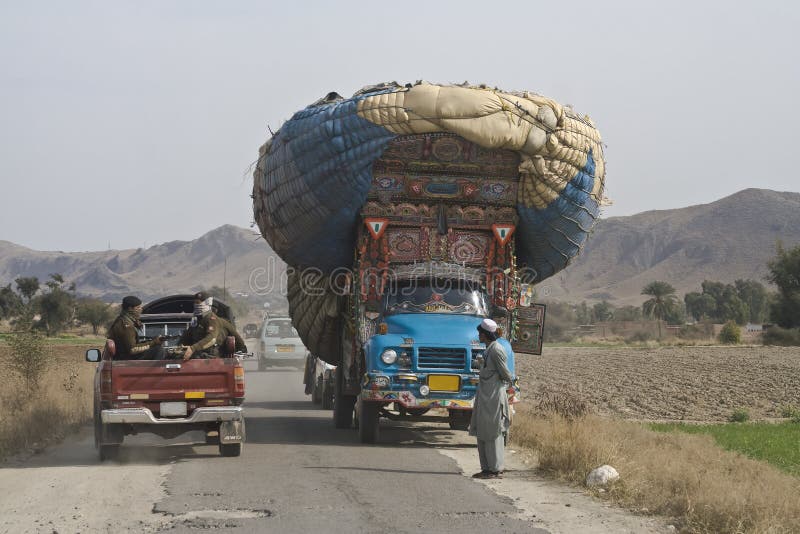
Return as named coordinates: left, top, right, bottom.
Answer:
left=381, top=349, right=398, bottom=365
left=419, top=385, right=430, bottom=396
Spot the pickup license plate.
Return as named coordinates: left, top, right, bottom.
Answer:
left=160, top=401, right=187, bottom=417
left=276, top=345, right=294, bottom=352
left=428, top=375, right=460, bottom=392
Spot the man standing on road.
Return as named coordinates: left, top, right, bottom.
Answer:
left=469, top=318, right=513, bottom=479
left=180, top=292, right=222, bottom=360
left=107, top=296, right=164, bottom=360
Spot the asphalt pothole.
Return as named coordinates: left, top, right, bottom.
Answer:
left=166, top=509, right=272, bottom=521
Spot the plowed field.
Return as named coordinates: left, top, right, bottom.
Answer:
left=515, top=346, right=800, bottom=422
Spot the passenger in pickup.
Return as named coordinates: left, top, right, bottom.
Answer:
left=180, top=291, right=222, bottom=360
left=107, top=295, right=164, bottom=360
left=469, top=318, right=512, bottom=479
left=217, top=316, right=247, bottom=356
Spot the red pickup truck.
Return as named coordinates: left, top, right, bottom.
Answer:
left=85, top=295, right=246, bottom=460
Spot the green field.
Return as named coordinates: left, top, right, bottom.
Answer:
left=652, top=421, right=800, bottom=476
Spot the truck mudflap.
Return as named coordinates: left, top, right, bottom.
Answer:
left=219, top=420, right=245, bottom=444
left=101, top=406, right=244, bottom=424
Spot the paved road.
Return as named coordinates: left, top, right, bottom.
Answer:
left=0, top=362, right=665, bottom=533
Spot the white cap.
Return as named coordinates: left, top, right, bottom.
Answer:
left=480, top=318, right=498, bottom=333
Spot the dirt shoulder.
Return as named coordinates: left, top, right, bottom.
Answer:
left=515, top=345, right=800, bottom=421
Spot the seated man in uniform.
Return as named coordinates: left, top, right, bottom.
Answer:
left=107, top=296, right=164, bottom=360
left=217, top=315, right=247, bottom=356
left=180, top=292, right=222, bottom=360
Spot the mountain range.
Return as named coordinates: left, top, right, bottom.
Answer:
left=1, top=189, right=798, bottom=305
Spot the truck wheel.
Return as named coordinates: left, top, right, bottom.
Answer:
left=321, top=380, right=333, bottom=410
left=219, top=442, right=242, bottom=457
left=311, top=376, right=323, bottom=404
left=99, top=444, right=120, bottom=461
left=358, top=400, right=381, bottom=444
left=448, top=410, right=471, bottom=431
left=333, top=367, right=355, bottom=429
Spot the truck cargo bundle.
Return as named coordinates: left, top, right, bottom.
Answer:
left=252, top=81, right=606, bottom=441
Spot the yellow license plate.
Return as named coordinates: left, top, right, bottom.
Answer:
left=185, top=391, right=205, bottom=399
left=428, top=375, right=460, bottom=392
left=276, top=345, right=294, bottom=352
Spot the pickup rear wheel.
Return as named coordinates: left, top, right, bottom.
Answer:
left=219, top=442, right=242, bottom=457
left=358, top=400, right=381, bottom=444
left=99, top=444, right=120, bottom=461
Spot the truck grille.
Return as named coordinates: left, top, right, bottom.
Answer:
left=417, top=347, right=467, bottom=370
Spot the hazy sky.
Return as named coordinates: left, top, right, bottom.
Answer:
left=1, top=1, right=798, bottom=252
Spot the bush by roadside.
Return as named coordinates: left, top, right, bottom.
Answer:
left=510, top=406, right=800, bottom=533
left=762, top=326, right=800, bottom=346
left=0, top=345, right=94, bottom=460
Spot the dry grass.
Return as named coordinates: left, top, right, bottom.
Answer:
left=0, top=344, right=95, bottom=459
left=511, top=406, right=800, bottom=533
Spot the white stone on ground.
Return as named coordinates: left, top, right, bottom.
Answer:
left=586, top=465, right=620, bottom=487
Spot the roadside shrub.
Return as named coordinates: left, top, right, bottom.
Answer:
left=762, top=326, right=800, bottom=346
left=625, top=330, right=652, bottom=343
left=729, top=409, right=750, bottom=423
left=677, top=323, right=711, bottom=341
left=7, top=330, right=50, bottom=390
left=718, top=321, right=741, bottom=344
left=536, top=390, right=589, bottom=419
left=780, top=405, right=800, bottom=419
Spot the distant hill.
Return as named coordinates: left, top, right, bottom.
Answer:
left=545, top=188, right=800, bottom=304
left=1, top=189, right=798, bottom=306
left=0, top=225, right=285, bottom=304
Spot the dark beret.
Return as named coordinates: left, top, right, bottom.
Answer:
left=194, top=291, right=209, bottom=301
left=122, top=295, right=142, bottom=309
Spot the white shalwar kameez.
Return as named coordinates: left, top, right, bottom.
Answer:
left=469, top=339, right=513, bottom=473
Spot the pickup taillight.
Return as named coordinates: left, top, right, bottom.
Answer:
left=102, top=368, right=112, bottom=388
left=234, top=365, right=245, bottom=397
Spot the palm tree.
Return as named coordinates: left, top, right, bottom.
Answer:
left=641, top=281, right=677, bottom=339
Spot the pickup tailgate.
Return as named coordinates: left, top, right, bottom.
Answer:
left=110, top=359, right=236, bottom=402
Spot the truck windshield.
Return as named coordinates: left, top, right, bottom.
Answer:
left=384, top=279, right=488, bottom=316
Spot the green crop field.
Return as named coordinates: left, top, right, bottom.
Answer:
left=651, top=421, right=800, bottom=476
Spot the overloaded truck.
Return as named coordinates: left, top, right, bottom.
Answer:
left=252, top=82, right=606, bottom=442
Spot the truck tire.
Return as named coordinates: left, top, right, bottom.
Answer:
left=311, top=376, right=322, bottom=404
left=321, top=379, right=333, bottom=410
left=448, top=410, right=471, bottom=431
left=219, top=442, right=242, bottom=457
left=99, top=444, right=120, bottom=461
left=94, top=401, right=123, bottom=461
left=333, top=367, right=355, bottom=429
left=358, top=400, right=381, bottom=444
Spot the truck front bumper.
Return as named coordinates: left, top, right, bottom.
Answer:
left=101, top=406, right=244, bottom=425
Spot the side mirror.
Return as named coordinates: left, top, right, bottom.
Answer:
left=85, top=348, right=101, bottom=362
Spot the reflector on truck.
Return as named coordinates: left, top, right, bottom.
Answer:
left=185, top=391, right=206, bottom=399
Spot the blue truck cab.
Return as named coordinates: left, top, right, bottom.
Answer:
left=354, top=273, right=519, bottom=443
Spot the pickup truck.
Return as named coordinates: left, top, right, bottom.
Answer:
left=85, top=295, right=246, bottom=460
